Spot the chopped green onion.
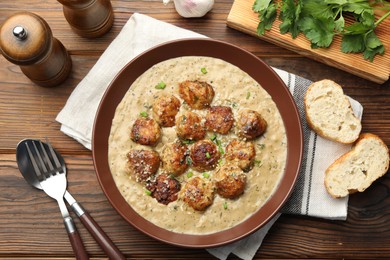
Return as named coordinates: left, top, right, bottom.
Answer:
left=246, top=92, right=251, bottom=99
left=210, top=134, right=217, bottom=141
left=201, top=67, right=207, bottom=74
left=218, top=158, right=223, bottom=166
left=182, top=139, right=195, bottom=144
left=145, top=189, right=152, bottom=196
left=203, top=172, right=210, bottom=178
left=218, top=145, right=224, bottom=155
left=223, top=201, right=228, bottom=210
left=254, top=159, right=262, bottom=167
left=186, top=157, right=192, bottom=165
left=211, top=135, right=224, bottom=154
left=205, top=152, right=211, bottom=159
left=155, top=81, right=166, bottom=89
left=187, top=172, right=193, bottom=178
left=140, top=111, right=148, bottom=117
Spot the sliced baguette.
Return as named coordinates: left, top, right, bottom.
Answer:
left=325, top=133, right=390, bottom=198
left=305, top=79, right=361, bottom=144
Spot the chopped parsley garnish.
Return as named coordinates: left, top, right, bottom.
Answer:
left=182, top=139, right=195, bottom=144
left=155, top=81, right=166, bottom=89
left=254, top=159, right=263, bottom=167
left=140, top=111, right=148, bottom=117
left=203, top=172, right=210, bottom=178
left=218, top=158, right=223, bottom=166
left=205, top=152, right=211, bottom=159
left=186, top=156, right=192, bottom=165
left=201, top=67, right=208, bottom=74
left=145, top=189, right=152, bottom=196
left=223, top=201, right=228, bottom=210
left=212, top=136, right=225, bottom=155
left=187, top=171, right=193, bottom=178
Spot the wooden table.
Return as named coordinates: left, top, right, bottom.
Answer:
left=1, top=1, right=390, bottom=259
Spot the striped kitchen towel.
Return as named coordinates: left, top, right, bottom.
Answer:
left=276, top=70, right=363, bottom=218
left=56, top=13, right=363, bottom=260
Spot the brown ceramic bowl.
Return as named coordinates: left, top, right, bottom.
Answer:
left=92, top=38, right=303, bottom=248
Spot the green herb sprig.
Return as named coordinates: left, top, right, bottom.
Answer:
left=252, top=0, right=390, bottom=61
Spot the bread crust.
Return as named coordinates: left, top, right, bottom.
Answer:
left=325, top=133, right=390, bottom=198
left=304, top=79, right=361, bottom=144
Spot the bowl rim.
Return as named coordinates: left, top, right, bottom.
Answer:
left=92, top=38, right=303, bottom=248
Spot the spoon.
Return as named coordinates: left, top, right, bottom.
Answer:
left=16, top=139, right=125, bottom=260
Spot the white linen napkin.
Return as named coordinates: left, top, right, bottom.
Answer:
left=56, top=13, right=363, bottom=260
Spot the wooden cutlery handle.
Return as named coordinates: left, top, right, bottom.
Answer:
left=64, top=217, right=89, bottom=260
left=77, top=210, right=125, bottom=260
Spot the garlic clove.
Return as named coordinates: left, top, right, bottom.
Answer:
left=172, top=0, right=214, bottom=18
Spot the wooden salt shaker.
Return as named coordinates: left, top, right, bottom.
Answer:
left=57, top=0, right=114, bottom=38
left=0, top=12, right=72, bottom=87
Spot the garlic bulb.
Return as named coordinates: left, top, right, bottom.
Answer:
left=163, top=0, right=214, bottom=18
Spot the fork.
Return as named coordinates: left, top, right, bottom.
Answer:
left=26, top=140, right=89, bottom=260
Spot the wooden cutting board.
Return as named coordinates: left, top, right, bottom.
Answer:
left=227, top=0, right=390, bottom=84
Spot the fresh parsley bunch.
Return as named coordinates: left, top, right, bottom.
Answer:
left=252, top=0, right=390, bottom=61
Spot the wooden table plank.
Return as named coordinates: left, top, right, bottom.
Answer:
left=1, top=0, right=390, bottom=259
left=2, top=153, right=390, bottom=258
left=0, top=1, right=297, bottom=55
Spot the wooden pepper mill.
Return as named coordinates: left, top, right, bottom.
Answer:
left=57, top=0, right=114, bottom=38
left=0, top=12, right=72, bottom=87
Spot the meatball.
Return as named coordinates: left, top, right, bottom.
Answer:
left=152, top=94, right=181, bottom=127
left=236, top=109, right=267, bottom=140
left=179, top=80, right=215, bottom=109
left=225, top=139, right=256, bottom=172
left=130, top=117, right=161, bottom=146
left=181, top=176, right=215, bottom=211
left=190, top=140, right=221, bottom=172
left=214, top=163, right=246, bottom=199
left=161, top=142, right=189, bottom=176
left=146, top=174, right=181, bottom=205
left=175, top=111, right=206, bottom=141
left=205, top=106, right=234, bottom=135
left=127, top=149, right=160, bottom=183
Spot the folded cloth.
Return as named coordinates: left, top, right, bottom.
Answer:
left=56, top=13, right=363, bottom=260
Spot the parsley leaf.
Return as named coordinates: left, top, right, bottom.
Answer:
left=298, top=16, right=335, bottom=48
left=363, top=31, right=385, bottom=61
left=252, top=0, right=272, bottom=12
left=279, top=0, right=303, bottom=38
left=341, top=20, right=385, bottom=61
left=341, top=34, right=365, bottom=53
left=253, top=0, right=277, bottom=35
left=301, top=0, right=334, bottom=20
left=334, top=13, right=345, bottom=32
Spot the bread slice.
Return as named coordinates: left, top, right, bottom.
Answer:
left=305, top=79, right=361, bottom=144
left=325, top=133, right=389, bottom=198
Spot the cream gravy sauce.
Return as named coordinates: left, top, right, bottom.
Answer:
left=108, top=56, right=287, bottom=234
